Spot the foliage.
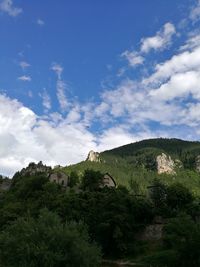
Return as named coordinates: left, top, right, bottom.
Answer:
left=143, top=215, right=200, bottom=267
left=0, top=209, right=101, bottom=267
left=69, top=171, right=79, bottom=187
left=81, top=169, right=103, bottom=191
left=1, top=138, right=200, bottom=265
left=166, top=183, right=194, bottom=211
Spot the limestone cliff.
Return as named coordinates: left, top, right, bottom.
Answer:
left=86, top=150, right=101, bottom=162
left=20, top=161, right=52, bottom=177
left=156, top=153, right=176, bottom=174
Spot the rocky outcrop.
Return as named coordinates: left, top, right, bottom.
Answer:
left=156, top=153, right=175, bottom=174
left=86, top=150, right=101, bottom=162
left=195, top=155, right=200, bottom=172
left=20, top=161, right=52, bottom=177
left=136, top=216, right=167, bottom=241
left=138, top=224, right=164, bottom=241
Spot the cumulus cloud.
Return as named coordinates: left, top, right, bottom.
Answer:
left=122, top=51, right=144, bottom=67
left=97, top=29, right=200, bottom=135
left=0, top=94, right=97, bottom=176
left=122, top=22, right=176, bottom=68
left=144, top=40, right=200, bottom=85
left=0, top=91, right=163, bottom=177
left=141, top=22, right=176, bottom=53
left=18, top=75, right=32, bottom=82
left=0, top=0, right=22, bottom=17
left=149, top=71, right=200, bottom=101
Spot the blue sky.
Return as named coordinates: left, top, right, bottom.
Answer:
left=1, top=0, right=200, bottom=176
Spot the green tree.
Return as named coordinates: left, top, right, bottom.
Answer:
left=0, top=209, right=101, bottom=267
left=69, top=171, right=79, bottom=187
left=129, top=179, right=141, bottom=195
left=149, top=179, right=167, bottom=212
left=81, top=169, right=103, bottom=191
left=166, top=183, right=193, bottom=211
left=143, top=215, right=200, bottom=267
left=164, top=215, right=200, bottom=267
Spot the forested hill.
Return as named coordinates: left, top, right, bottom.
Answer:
left=64, top=138, right=200, bottom=195
left=102, top=138, right=200, bottom=158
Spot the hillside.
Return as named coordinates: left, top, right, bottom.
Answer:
left=63, top=138, right=200, bottom=195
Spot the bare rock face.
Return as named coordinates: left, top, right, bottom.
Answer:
left=86, top=150, right=101, bottom=162
left=137, top=224, right=164, bottom=241
left=20, top=161, right=52, bottom=177
left=195, top=155, right=200, bottom=172
left=156, top=153, right=175, bottom=174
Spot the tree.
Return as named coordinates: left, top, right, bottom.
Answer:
left=129, top=179, right=141, bottom=195
left=0, top=209, right=101, bottom=267
left=81, top=169, right=103, bottom=191
left=163, top=215, right=200, bottom=267
left=149, top=179, right=167, bottom=212
left=166, top=183, right=193, bottom=211
left=69, top=171, right=79, bottom=187
left=144, top=215, right=200, bottom=267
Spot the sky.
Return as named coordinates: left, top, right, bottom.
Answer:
left=1, top=0, right=200, bottom=176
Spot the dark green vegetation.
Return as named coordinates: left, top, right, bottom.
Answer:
left=64, top=138, right=200, bottom=196
left=0, top=169, right=199, bottom=266
left=0, top=209, right=101, bottom=267
left=0, top=138, right=200, bottom=266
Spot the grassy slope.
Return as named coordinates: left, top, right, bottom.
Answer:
left=63, top=138, right=200, bottom=195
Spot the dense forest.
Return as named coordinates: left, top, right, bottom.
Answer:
left=0, top=138, right=200, bottom=266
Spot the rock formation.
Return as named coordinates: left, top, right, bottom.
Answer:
left=20, top=161, right=52, bottom=177
left=156, top=153, right=175, bottom=174
left=86, top=150, right=101, bottom=162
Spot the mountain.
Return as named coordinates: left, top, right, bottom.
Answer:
left=62, top=138, right=200, bottom=195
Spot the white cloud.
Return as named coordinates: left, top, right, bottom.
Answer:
left=37, top=18, right=45, bottom=26
left=19, top=61, right=31, bottom=70
left=0, top=0, right=22, bottom=17
left=18, top=75, right=32, bottom=82
left=97, top=29, right=200, bottom=133
left=40, top=89, right=51, bottom=112
left=122, top=51, right=144, bottom=67
left=51, top=63, right=69, bottom=112
left=179, top=34, right=200, bottom=51
left=0, top=92, right=161, bottom=177
left=141, top=22, right=176, bottom=53
left=51, top=63, right=63, bottom=79
left=122, top=22, right=176, bottom=68
left=144, top=43, right=200, bottom=85
left=0, top=94, right=97, bottom=176
left=190, top=0, right=200, bottom=22
left=149, top=71, right=200, bottom=101
left=66, top=105, right=81, bottom=123
left=56, top=79, right=68, bottom=112
left=28, top=90, right=33, bottom=98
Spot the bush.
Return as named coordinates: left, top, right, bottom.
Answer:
left=0, top=209, right=101, bottom=267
